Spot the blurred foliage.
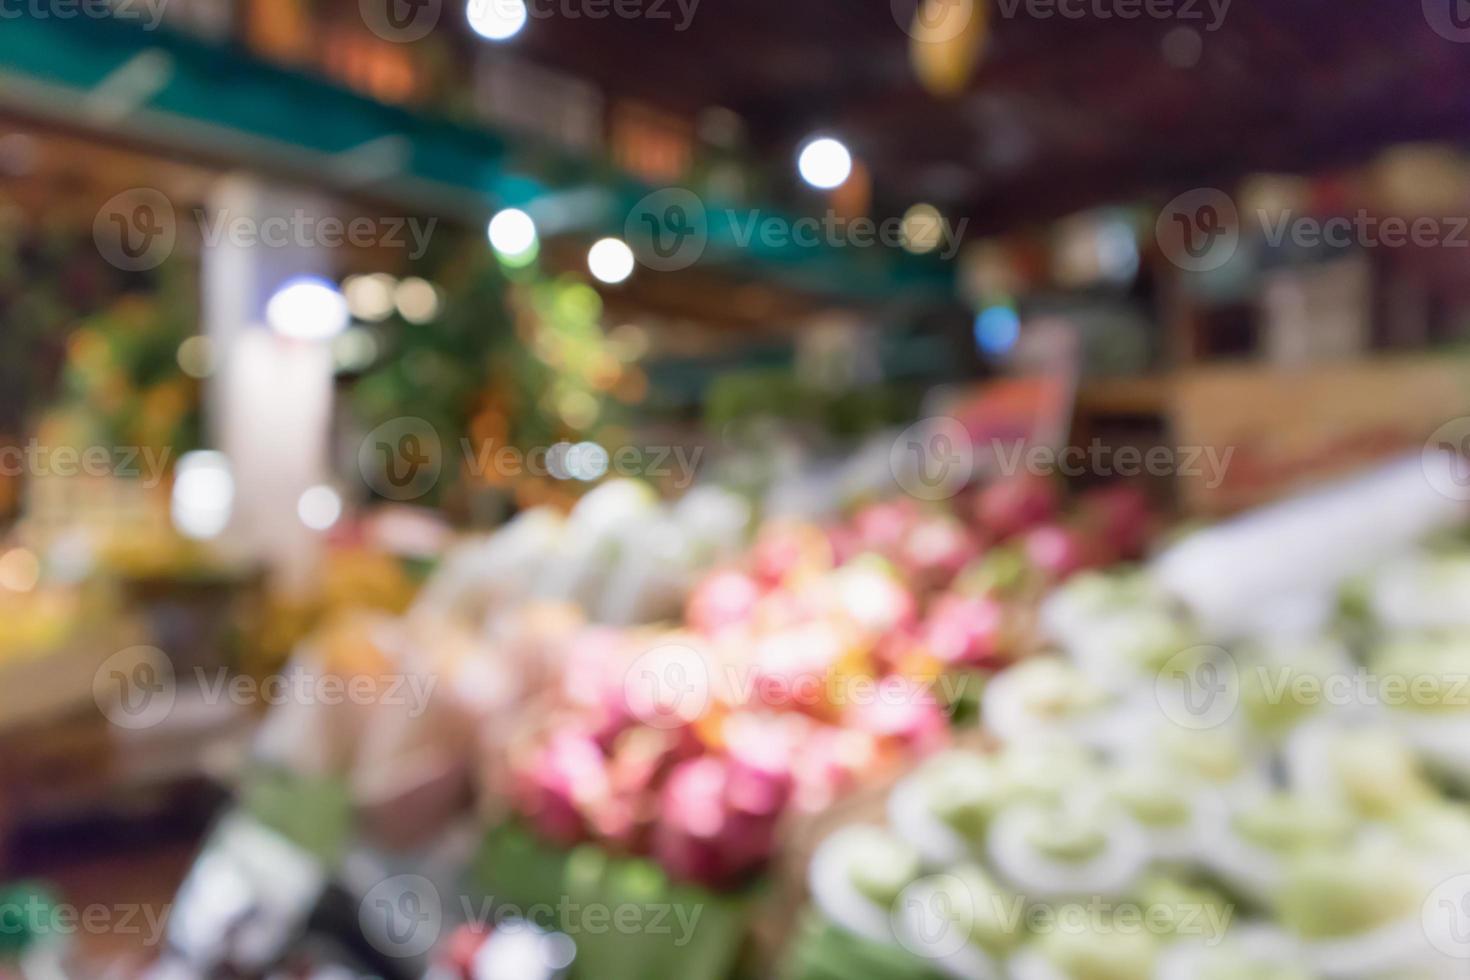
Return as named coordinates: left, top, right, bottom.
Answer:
left=43, top=262, right=202, bottom=459
left=0, top=223, right=165, bottom=438
left=351, top=241, right=631, bottom=511
left=705, top=368, right=924, bottom=440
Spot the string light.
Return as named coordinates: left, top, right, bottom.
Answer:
left=297, top=485, right=343, bottom=531
left=901, top=203, right=945, bottom=254
left=488, top=208, right=538, bottom=263
left=394, top=277, right=441, bottom=323
left=176, top=336, right=215, bottom=378
left=172, top=451, right=234, bottom=540
left=798, top=136, right=853, bottom=190
left=0, top=548, right=39, bottom=592
left=266, top=277, right=349, bottom=341
left=587, top=238, right=635, bottom=284
left=467, top=0, right=527, bottom=41
left=344, top=273, right=396, bottom=322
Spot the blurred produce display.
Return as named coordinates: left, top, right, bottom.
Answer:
left=199, top=468, right=1157, bottom=980
left=784, top=522, right=1470, bottom=980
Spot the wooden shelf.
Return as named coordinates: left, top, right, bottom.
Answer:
left=1075, top=375, right=1172, bottom=418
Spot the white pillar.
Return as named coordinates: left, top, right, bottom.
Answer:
left=201, top=174, right=338, bottom=591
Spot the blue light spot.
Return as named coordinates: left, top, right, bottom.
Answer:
left=974, top=306, right=1020, bottom=356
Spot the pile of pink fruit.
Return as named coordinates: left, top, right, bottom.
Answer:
left=508, top=477, right=1157, bottom=891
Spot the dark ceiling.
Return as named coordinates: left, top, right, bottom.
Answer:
left=467, top=0, right=1470, bottom=233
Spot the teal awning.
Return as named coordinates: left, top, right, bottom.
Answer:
left=0, top=13, right=956, bottom=303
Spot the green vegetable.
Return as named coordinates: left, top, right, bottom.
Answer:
left=924, top=754, right=1006, bottom=840
left=1160, top=729, right=1249, bottom=786
left=1194, top=948, right=1313, bottom=980
left=1276, top=850, right=1420, bottom=939
left=1232, top=796, right=1354, bottom=855
left=1112, top=770, right=1191, bottom=827
left=1035, top=920, right=1159, bottom=980
left=1328, top=731, right=1432, bottom=818
left=1025, top=810, right=1108, bottom=863
left=1135, top=876, right=1232, bottom=942
left=849, top=833, right=921, bottom=908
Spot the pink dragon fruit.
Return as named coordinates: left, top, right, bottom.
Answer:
left=843, top=675, right=950, bottom=753
left=652, top=714, right=796, bottom=888
left=1077, top=483, right=1154, bottom=562
left=851, top=499, right=921, bottom=557
left=827, top=558, right=919, bottom=637
left=516, top=728, right=610, bottom=846
left=1022, top=523, right=1094, bottom=582
left=974, top=474, right=1059, bottom=541
left=750, top=622, right=847, bottom=711
left=922, top=593, right=1006, bottom=667
left=898, top=513, right=979, bottom=590
left=749, top=522, right=831, bottom=587
left=686, top=569, right=763, bottom=636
